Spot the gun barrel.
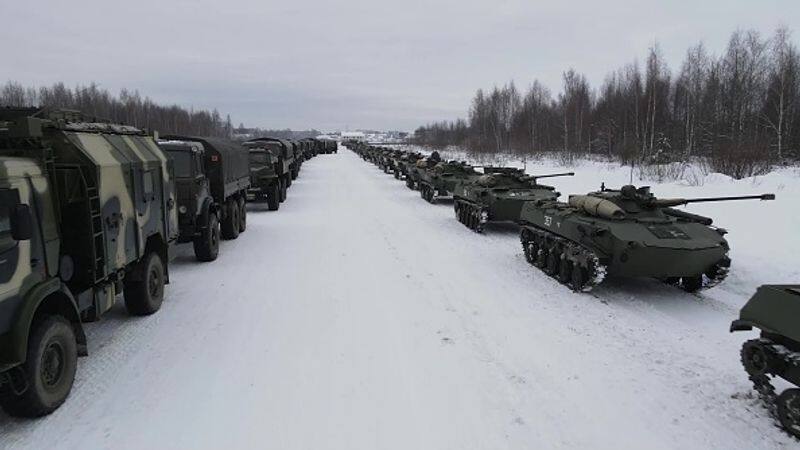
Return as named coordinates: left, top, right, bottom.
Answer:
left=681, top=194, right=776, bottom=204
left=532, top=172, right=575, bottom=179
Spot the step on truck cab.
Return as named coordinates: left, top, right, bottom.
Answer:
left=0, top=108, right=178, bottom=416
left=159, top=136, right=250, bottom=262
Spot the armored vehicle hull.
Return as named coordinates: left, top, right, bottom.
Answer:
left=453, top=168, right=570, bottom=232
left=518, top=185, right=773, bottom=292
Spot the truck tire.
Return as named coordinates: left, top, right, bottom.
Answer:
left=279, top=179, right=287, bottom=202
left=221, top=200, right=240, bottom=240
left=238, top=197, right=247, bottom=233
left=267, top=183, right=280, bottom=211
left=285, top=174, right=292, bottom=188
left=291, top=167, right=298, bottom=180
left=124, top=252, right=166, bottom=316
left=0, top=316, right=78, bottom=417
left=193, top=213, right=220, bottom=262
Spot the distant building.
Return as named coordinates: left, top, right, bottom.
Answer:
left=340, top=131, right=366, bottom=142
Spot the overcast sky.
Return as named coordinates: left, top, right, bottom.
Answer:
left=3, top=0, right=798, bottom=131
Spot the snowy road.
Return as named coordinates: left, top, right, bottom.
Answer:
left=0, top=149, right=795, bottom=449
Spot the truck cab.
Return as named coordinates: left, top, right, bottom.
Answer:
left=159, top=140, right=212, bottom=244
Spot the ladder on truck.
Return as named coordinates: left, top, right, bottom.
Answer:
left=77, top=165, right=106, bottom=282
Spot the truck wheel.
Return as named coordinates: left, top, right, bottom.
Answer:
left=285, top=174, right=292, bottom=188
left=267, top=184, right=280, bottom=211
left=221, top=200, right=240, bottom=240
left=291, top=167, right=298, bottom=180
left=0, top=316, right=77, bottom=417
left=124, top=252, right=165, bottom=316
left=238, top=197, right=247, bottom=233
left=280, top=179, right=287, bottom=202
left=193, top=213, right=220, bottom=262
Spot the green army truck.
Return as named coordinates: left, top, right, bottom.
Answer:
left=243, top=143, right=285, bottom=211
left=245, top=138, right=294, bottom=193
left=159, top=136, right=250, bottom=262
left=0, top=108, right=178, bottom=416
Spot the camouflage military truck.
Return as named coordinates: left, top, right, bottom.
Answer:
left=453, top=168, right=573, bottom=232
left=243, top=141, right=285, bottom=211
left=247, top=138, right=294, bottom=191
left=159, top=136, right=250, bottom=261
left=0, top=108, right=178, bottom=416
left=416, top=160, right=481, bottom=203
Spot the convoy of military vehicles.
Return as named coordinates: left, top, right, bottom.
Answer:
left=344, top=141, right=797, bottom=437
left=0, top=108, right=793, bottom=439
left=0, top=108, right=333, bottom=417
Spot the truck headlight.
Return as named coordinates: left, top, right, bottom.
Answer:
left=179, top=205, right=188, bottom=214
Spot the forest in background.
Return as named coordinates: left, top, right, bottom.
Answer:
left=414, top=28, right=800, bottom=179
left=0, top=82, right=321, bottom=141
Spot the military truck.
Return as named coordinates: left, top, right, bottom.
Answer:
left=246, top=138, right=294, bottom=192
left=0, top=108, right=178, bottom=416
left=159, top=136, right=249, bottom=262
left=732, top=284, right=800, bottom=438
left=243, top=142, right=285, bottom=211
left=287, top=140, right=303, bottom=179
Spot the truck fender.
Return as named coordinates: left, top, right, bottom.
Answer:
left=199, top=197, right=216, bottom=229
left=8, top=278, right=87, bottom=365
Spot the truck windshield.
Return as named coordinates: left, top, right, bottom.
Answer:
left=168, top=151, right=193, bottom=178
left=0, top=196, right=14, bottom=253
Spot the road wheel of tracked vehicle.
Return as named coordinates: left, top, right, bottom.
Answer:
left=571, top=264, right=587, bottom=291
left=406, top=178, right=415, bottom=190
left=221, top=200, right=240, bottom=240
left=558, top=257, right=573, bottom=283
left=680, top=275, right=703, bottom=293
left=193, top=213, right=220, bottom=262
left=545, top=250, right=560, bottom=276
left=238, top=197, right=247, bottom=233
left=741, top=340, right=773, bottom=377
left=534, top=244, right=547, bottom=269
left=124, top=252, right=165, bottom=316
left=0, top=316, right=77, bottom=417
left=267, top=183, right=280, bottom=211
left=777, top=389, right=800, bottom=438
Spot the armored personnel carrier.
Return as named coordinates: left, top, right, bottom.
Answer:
left=518, top=185, right=774, bottom=292
left=732, top=285, right=800, bottom=438
left=405, top=151, right=442, bottom=190
left=416, top=160, right=481, bottom=203
left=453, top=168, right=573, bottom=232
left=0, top=108, right=178, bottom=416
left=394, top=151, right=425, bottom=181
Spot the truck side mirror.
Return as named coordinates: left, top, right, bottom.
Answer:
left=10, top=204, right=33, bottom=241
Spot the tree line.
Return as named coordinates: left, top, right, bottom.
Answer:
left=0, top=81, right=235, bottom=138
left=414, top=28, right=800, bottom=178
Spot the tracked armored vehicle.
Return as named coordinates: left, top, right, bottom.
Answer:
left=518, top=185, right=774, bottom=292
left=405, top=151, right=441, bottom=190
left=731, top=285, right=800, bottom=438
left=416, top=160, right=480, bottom=203
left=454, top=168, right=573, bottom=232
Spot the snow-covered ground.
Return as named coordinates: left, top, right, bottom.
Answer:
left=0, top=148, right=798, bottom=449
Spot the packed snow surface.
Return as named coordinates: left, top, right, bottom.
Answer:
left=1, top=148, right=798, bottom=449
